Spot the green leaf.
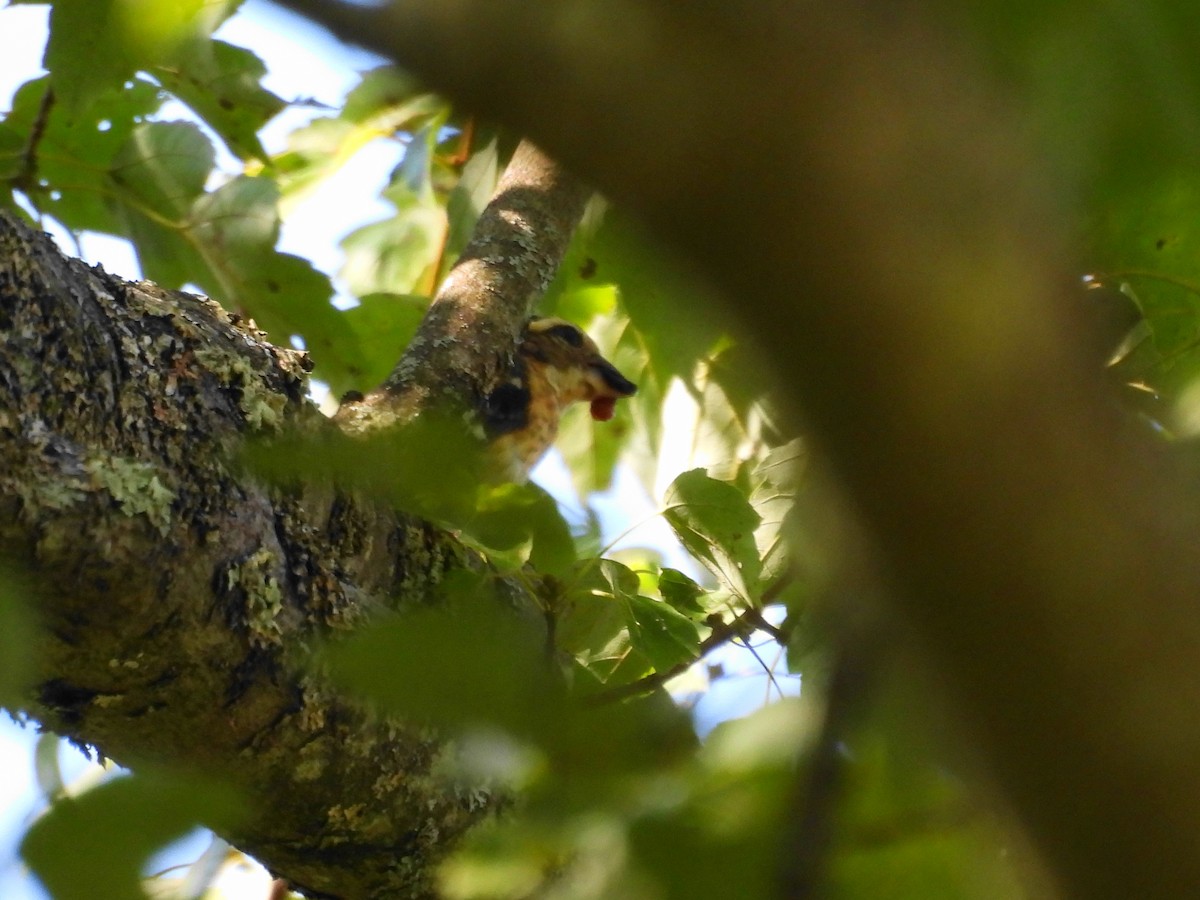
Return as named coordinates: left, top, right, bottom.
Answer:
left=557, top=569, right=629, bottom=668
left=463, top=483, right=577, bottom=577
left=1086, top=175, right=1200, bottom=406
left=747, top=437, right=805, bottom=584
left=103, top=120, right=214, bottom=288
left=442, top=138, right=500, bottom=271
left=629, top=814, right=774, bottom=900
left=341, top=67, right=427, bottom=123
left=187, top=176, right=360, bottom=389
left=153, top=38, right=283, bottom=162
left=42, top=0, right=229, bottom=117
left=559, top=559, right=699, bottom=679
left=0, top=125, right=28, bottom=183
left=320, top=583, right=565, bottom=737
left=0, top=76, right=164, bottom=233
left=622, top=593, right=700, bottom=673
left=275, top=70, right=444, bottom=205
left=657, top=568, right=706, bottom=616
left=21, top=770, right=242, bottom=900
left=554, top=208, right=726, bottom=387
left=819, top=673, right=1032, bottom=899
left=664, top=469, right=762, bottom=600
left=951, top=4, right=1200, bottom=193
left=624, top=702, right=805, bottom=900
left=109, top=121, right=214, bottom=220
left=41, top=0, right=159, bottom=117
left=340, top=180, right=447, bottom=298
left=339, top=292, right=428, bottom=391
left=580, top=561, right=700, bottom=672
left=242, top=416, right=487, bottom=527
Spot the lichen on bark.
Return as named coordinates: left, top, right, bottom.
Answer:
left=0, top=211, right=493, bottom=897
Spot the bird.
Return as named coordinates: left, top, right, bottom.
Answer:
left=483, top=316, right=637, bottom=481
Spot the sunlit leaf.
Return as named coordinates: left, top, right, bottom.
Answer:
left=0, top=76, right=164, bottom=234
left=442, top=138, right=500, bottom=273
left=154, top=38, right=283, bottom=161
left=274, top=69, right=443, bottom=205
left=664, top=469, right=762, bottom=600
left=340, top=179, right=447, bottom=298
left=41, top=0, right=238, bottom=117
left=746, top=437, right=805, bottom=584
left=342, top=67, right=426, bottom=123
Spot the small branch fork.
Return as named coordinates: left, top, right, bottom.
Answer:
left=589, top=571, right=797, bottom=705
left=334, top=139, right=593, bottom=434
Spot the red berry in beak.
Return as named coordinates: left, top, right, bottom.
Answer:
left=590, top=396, right=617, bottom=421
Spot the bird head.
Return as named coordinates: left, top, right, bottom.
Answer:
left=519, top=317, right=637, bottom=419
left=481, top=317, right=637, bottom=481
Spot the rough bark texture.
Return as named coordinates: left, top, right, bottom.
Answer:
left=0, top=210, right=515, bottom=899
left=273, top=2, right=1200, bottom=897
left=335, top=140, right=592, bottom=434
left=0, top=130, right=592, bottom=896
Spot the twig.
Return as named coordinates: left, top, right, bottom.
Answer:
left=585, top=572, right=797, bottom=706
left=777, top=637, right=875, bottom=898
left=12, top=85, right=54, bottom=196
left=584, top=616, right=745, bottom=705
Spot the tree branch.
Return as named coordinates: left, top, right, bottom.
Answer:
left=0, top=196, right=524, bottom=895
left=335, top=139, right=592, bottom=433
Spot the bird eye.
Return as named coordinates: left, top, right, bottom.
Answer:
left=546, top=324, right=584, bottom=347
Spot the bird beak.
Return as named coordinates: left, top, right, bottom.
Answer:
left=587, top=359, right=637, bottom=421
left=591, top=359, right=638, bottom=398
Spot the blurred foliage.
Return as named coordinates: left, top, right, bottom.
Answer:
left=21, top=769, right=243, bottom=900
left=4, top=0, right=1199, bottom=897
left=0, top=564, right=37, bottom=710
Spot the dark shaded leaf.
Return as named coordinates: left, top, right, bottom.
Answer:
left=321, top=584, right=565, bottom=737
left=340, top=292, right=428, bottom=391
left=187, top=175, right=359, bottom=389
left=21, top=771, right=242, bottom=900
left=109, top=121, right=213, bottom=220
left=242, top=415, right=487, bottom=527
left=462, top=482, right=577, bottom=577
left=658, top=567, right=706, bottom=616
left=622, top=593, right=700, bottom=673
